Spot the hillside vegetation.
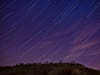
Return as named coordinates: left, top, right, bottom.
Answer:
left=0, top=62, right=100, bottom=75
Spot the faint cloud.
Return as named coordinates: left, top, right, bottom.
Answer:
left=70, top=41, right=97, bottom=52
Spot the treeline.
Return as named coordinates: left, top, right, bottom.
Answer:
left=0, top=62, right=100, bottom=75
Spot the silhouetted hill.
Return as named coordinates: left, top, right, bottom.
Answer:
left=0, top=63, right=100, bottom=75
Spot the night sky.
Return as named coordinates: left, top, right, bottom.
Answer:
left=0, top=0, right=100, bottom=69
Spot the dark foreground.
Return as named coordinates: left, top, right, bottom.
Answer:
left=0, top=63, right=100, bottom=75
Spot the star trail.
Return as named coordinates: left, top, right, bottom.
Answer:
left=0, top=0, right=100, bottom=69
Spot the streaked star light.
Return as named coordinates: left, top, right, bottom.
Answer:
left=0, top=0, right=100, bottom=69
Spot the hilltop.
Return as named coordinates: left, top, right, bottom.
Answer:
left=0, top=62, right=100, bottom=75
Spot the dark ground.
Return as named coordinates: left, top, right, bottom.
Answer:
left=0, top=62, right=100, bottom=75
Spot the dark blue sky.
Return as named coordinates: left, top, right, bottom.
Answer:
left=0, top=0, right=100, bottom=69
